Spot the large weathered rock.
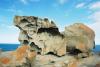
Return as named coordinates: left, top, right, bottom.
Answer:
left=14, top=16, right=95, bottom=57
left=14, top=16, right=65, bottom=56
left=63, top=23, right=95, bottom=53
left=0, top=16, right=99, bottom=67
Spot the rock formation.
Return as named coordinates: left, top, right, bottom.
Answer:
left=14, top=16, right=95, bottom=57
left=63, top=23, right=95, bottom=54
left=0, top=16, right=100, bottom=67
left=0, top=45, right=36, bottom=67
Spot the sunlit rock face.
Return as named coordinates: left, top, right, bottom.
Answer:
left=0, top=45, right=36, bottom=67
left=14, top=16, right=95, bottom=57
left=1, top=16, right=98, bottom=67
left=63, top=23, right=95, bottom=53
left=14, top=16, right=65, bottom=56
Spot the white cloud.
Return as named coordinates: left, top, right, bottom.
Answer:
left=89, top=11, right=100, bottom=23
left=87, top=10, right=100, bottom=44
left=0, top=23, right=19, bottom=44
left=0, top=16, right=8, bottom=23
left=0, top=34, right=19, bottom=44
left=58, top=0, right=67, bottom=5
left=7, top=8, right=23, bottom=15
left=20, top=0, right=28, bottom=4
left=87, top=1, right=100, bottom=44
left=0, top=23, right=18, bottom=31
left=7, top=25, right=19, bottom=30
left=0, top=15, right=20, bottom=44
left=30, top=0, right=40, bottom=2
left=87, top=22, right=100, bottom=45
left=19, top=0, right=40, bottom=4
left=76, top=3, right=85, bottom=8
left=89, top=1, right=100, bottom=9
left=7, top=8, right=22, bottom=13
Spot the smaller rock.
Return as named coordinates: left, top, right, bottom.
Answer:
left=0, top=45, right=36, bottom=67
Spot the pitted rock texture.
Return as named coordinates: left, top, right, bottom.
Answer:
left=0, top=16, right=100, bottom=67
left=14, top=16, right=95, bottom=57
left=14, top=16, right=65, bottom=56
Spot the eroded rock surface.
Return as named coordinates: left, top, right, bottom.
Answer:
left=14, top=16, right=95, bottom=57
left=0, top=16, right=98, bottom=67
left=0, top=45, right=36, bottom=67
left=64, top=23, right=95, bottom=52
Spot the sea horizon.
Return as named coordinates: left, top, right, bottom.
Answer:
left=0, top=43, right=19, bottom=51
left=0, top=43, right=100, bottom=52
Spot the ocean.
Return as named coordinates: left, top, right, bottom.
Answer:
left=93, top=45, right=100, bottom=52
left=0, top=44, right=19, bottom=51
left=0, top=44, right=100, bottom=52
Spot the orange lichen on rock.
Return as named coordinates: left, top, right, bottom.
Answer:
left=79, top=24, right=95, bottom=38
left=13, top=45, right=29, bottom=60
left=10, top=45, right=36, bottom=62
left=0, top=57, right=10, bottom=64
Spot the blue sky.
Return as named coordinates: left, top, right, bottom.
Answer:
left=0, top=0, right=100, bottom=44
